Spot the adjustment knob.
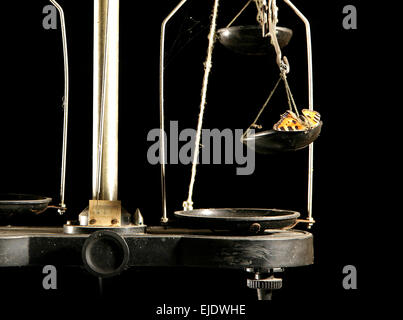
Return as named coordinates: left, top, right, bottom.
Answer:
left=247, top=276, right=282, bottom=290
left=82, top=230, right=130, bottom=278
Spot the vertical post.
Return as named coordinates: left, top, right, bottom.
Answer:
left=282, top=0, right=315, bottom=227
left=49, top=0, right=69, bottom=214
left=160, top=0, right=189, bottom=224
left=92, top=0, right=119, bottom=201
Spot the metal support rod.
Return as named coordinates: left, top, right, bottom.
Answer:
left=95, top=0, right=110, bottom=201
left=49, top=0, right=69, bottom=214
left=159, top=0, right=189, bottom=224
left=92, top=0, right=120, bottom=201
left=282, top=0, right=315, bottom=227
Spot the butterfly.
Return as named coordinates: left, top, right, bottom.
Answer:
left=301, top=109, right=321, bottom=128
left=273, top=109, right=321, bottom=132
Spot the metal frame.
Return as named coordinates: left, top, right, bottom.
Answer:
left=159, top=0, right=317, bottom=226
left=49, top=0, right=69, bottom=214
left=159, top=0, right=189, bottom=223
left=282, top=0, right=315, bottom=227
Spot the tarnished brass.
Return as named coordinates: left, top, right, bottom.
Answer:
left=88, top=200, right=121, bottom=227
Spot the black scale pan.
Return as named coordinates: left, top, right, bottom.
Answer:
left=0, top=194, right=52, bottom=224
left=242, top=122, right=323, bottom=154
left=174, top=208, right=300, bottom=234
left=217, top=25, right=293, bottom=55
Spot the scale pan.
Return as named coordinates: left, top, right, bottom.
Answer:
left=217, top=25, right=293, bottom=55
left=174, top=208, right=300, bottom=234
left=0, top=194, right=52, bottom=224
left=242, top=122, right=322, bottom=154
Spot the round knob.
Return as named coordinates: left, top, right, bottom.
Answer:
left=82, top=230, right=130, bottom=278
left=247, top=276, right=282, bottom=290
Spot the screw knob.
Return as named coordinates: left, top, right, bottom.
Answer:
left=247, top=276, right=282, bottom=290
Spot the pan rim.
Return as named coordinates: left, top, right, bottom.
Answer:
left=217, top=25, right=293, bottom=34
left=0, top=193, right=52, bottom=205
left=174, top=208, right=300, bottom=221
left=242, top=121, right=323, bottom=141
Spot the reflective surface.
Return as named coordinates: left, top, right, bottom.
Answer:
left=174, top=208, right=300, bottom=233
left=217, top=25, right=292, bottom=55
left=242, top=122, right=322, bottom=154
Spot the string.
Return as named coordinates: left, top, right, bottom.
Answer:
left=242, top=76, right=282, bottom=139
left=242, top=72, right=300, bottom=139
left=281, top=72, right=299, bottom=116
left=268, top=0, right=299, bottom=117
left=226, top=0, right=253, bottom=28
left=183, top=0, right=220, bottom=211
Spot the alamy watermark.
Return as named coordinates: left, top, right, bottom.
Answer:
left=147, top=121, right=255, bottom=175
left=42, top=5, right=57, bottom=30
left=342, top=5, right=357, bottom=30
left=342, top=265, right=357, bottom=290
left=42, top=265, right=57, bottom=290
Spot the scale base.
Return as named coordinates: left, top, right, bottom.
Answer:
left=0, top=226, right=313, bottom=297
left=0, top=226, right=313, bottom=269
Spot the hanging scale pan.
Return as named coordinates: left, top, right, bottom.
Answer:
left=217, top=25, right=292, bottom=55
left=241, top=72, right=323, bottom=155
left=241, top=0, right=322, bottom=155
left=243, top=123, right=322, bottom=154
left=242, top=109, right=323, bottom=154
left=0, top=194, right=52, bottom=223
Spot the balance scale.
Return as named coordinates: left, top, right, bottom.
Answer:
left=0, top=0, right=320, bottom=300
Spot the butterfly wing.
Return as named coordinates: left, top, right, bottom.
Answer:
left=301, top=109, right=321, bottom=128
left=273, top=111, right=308, bottom=131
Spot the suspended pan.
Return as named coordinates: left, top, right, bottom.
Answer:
left=174, top=208, right=300, bottom=234
left=217, top=25, right=293, bottom=55
left=242, top=121, right=322, bottom=155
left=0, top=194, right=52, bottom=224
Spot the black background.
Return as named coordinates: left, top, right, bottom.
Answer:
left=0, top=0, right=392, bottom=315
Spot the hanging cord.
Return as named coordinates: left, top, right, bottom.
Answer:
left=268, top=0, right=300, bottom=117
left=254, top=0, right=269, bottom=37
left=183, top=0, right=220, bottom=211
left=242, top=70, right=299, bottom=139
left=268, top=0, right=282, bottom=66
left=242, top=76, right=281, bottom=139
left=281, top=68, right=299, bottom=116
left=49, top=0, right=69, bottom=215
left=226, top=0, right=253, bottom=28
left=242, top=1, right=299, bottom=138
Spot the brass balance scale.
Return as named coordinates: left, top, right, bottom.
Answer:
left=0, top=0, right=321, bottom=300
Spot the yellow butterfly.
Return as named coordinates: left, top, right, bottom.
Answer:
left=301, top=109, right=321, bottom=128
left=273, top=109, right=321, bottom=132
